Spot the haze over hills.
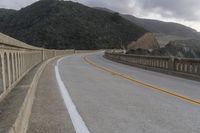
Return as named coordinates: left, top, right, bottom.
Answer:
left=123, top=15, right=198, bottom=38
left=95, top=7, right=199, bottom=39
left=0, top=0, right=147, bottom=49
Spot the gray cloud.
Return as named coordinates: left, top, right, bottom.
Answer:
left=79, top=0, right=200, bottom=21
left=136, top=0, right=200, bottom=21
left=0, top=0, right=39, bottom=9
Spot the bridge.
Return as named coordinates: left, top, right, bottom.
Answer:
left=0, top=32, right=200, bottom=133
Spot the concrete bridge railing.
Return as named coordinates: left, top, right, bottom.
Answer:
left=104, top=51, right=200, bottom=80
left=0, top=33, right=74, bottom=101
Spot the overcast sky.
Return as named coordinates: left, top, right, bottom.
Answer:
left=0, top=0, right=200, bottom=31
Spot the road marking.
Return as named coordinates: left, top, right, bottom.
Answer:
left=83, top=55, right=200, bottom=106
left=55, top=57, right=90, bottom=133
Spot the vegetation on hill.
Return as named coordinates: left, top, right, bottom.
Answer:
left=0, top=1, right=147, bottom=49
left=95, top=7, right=199, bottom=38
left=0, top=8, right=16, bottom=25
left=122, top=15, right=199, bottom=38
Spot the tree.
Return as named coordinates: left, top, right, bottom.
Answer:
left=111, top=13, right=122, bottom=23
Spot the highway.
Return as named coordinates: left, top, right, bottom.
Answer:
left=28, top=52, right=200, bottom=133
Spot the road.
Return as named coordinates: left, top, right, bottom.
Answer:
left=28, top=52, right=200, bottom=133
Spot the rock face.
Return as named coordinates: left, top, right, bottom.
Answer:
left=154, top=33, right=191, bottom=47
left=127, top=33, right=159, bottom=50
left=127, top=41, right=136, bottom=49
left=150, top=39, right=200, bottom=58
left=127, top=33, right=200, bottom=58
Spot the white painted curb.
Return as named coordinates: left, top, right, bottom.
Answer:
left=55, top=57, right=90, bottom=133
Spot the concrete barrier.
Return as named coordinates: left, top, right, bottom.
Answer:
left=104, top=51, right=200, bottom=81
left=0, top=32, right=75, bottom=101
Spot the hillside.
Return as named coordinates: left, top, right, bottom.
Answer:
left=123, top=15, right=198, bottom=38
left=150, top=39, right=200, bottom=58
left=95, top=7, right=199, bottom=38
left=0, top=1, right=147, bottom=49
left=0, top=8, right=16, bottom=25
left=154, top=33, right=191, bottom=47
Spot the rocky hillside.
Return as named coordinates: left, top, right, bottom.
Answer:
left=127, top=33, right=159, bottom=50
left=154, top=33, right=191, bottom=47
left=139, top=39, right=200, bottom=58
left=0, top=1, right=147, bottom=49
left=154, top=39, right=200, bottom=58
left=126, top=32, right=200, bottom=58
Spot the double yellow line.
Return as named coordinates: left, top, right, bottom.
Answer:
left=83, top=55, right=200, bottom=106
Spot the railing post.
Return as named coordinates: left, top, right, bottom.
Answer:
left=2, top=53, right=6, bottom=92
left=54, top=50, right=56, bottom=57
left=42, top=49, right=45, bottom=61
left=169, top=56, right=175, bottom=71
left=7, top=52, right=11, bottom=87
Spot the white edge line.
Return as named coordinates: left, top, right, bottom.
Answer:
left=55, top=57, right=90, bottom=133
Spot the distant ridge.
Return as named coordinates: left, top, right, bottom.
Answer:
left=95, top=7, right=199, bottom=38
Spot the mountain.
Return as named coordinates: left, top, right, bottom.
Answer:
left=95, top=7, right=199, bottom=39
left=0, top=8, right=16, bottom=25
left=0, top=1, right=147, bottom=49
left=94, top=7, right=114, bottom=13
left=123, top=15, right=198, bottom=38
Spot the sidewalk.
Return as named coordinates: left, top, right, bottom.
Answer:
left=27, top=58, right=75, bottom=133
left=0, top=64, right=42, bottom=133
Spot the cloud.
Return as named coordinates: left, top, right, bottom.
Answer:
left=75, top=0, right=200, bottom=21
left=0, top=0, right=39, bottom=9
left=135, top=0, right=200, bottom=21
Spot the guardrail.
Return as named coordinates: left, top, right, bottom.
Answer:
left=0, top=33, right=75, bottom=101
left=104, top=51, right=200, bottom=80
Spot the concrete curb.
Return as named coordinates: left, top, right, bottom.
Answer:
left=8, top=56, right=61, bottom=133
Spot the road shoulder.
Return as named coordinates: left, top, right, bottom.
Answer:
left=27, top=58, right=75, bottom=133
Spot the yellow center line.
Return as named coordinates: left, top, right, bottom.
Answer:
left=83, top=55, right=200, bottom=106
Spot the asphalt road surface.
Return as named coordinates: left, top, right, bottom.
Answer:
left=29, top=52, right=200, bottom=133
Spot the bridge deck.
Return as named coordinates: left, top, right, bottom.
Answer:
left=27, top=52, right=200, bottom=133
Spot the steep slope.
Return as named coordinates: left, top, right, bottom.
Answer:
left=127, top=32, right=159, bottom=50
left=0, top=1, right=147, bottom=49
